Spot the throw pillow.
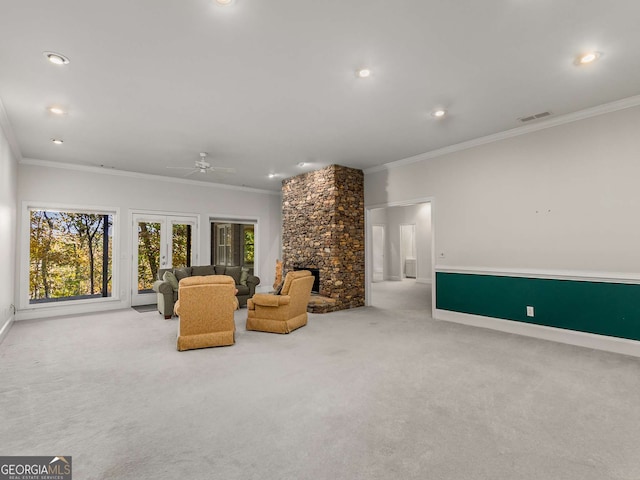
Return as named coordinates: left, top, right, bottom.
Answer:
left=225, top=266, right=241, bottom=285
left=214, top=265, right=226, bottom=275
left=163, top=271, right=179, bottom=291
left=174, top=267, right=192, bottom=282
left=192, top=265, right=216, bottom=277
left=240, top=267, right=249, bottom=286
left=273, top=280, right=284, bottom=295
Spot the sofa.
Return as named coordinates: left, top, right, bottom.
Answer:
left=152, top=265, right=260, bottom=318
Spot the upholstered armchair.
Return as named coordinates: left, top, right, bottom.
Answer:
left=174, top=275, right=239, bottom=351
left=246, top=270, right=315, bottom=334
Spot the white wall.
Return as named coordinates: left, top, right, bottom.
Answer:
left=370, top=204, right=432, bottom=282
left=16, top=163, right=282, bottom=319
left=0, top=119, right=18, bottom=338
left=365, top=105, right=640, bottom=274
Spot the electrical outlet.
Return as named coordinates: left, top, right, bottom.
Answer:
left=526, top=306, right=534, bottom=317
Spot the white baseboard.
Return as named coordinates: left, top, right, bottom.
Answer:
left=435, top=309, right=640, bottom=358
left=389, top=276, right=402, bottom=281
left=416, top=277, right=432, bottom=284
left=0, top=315, right=14, bottom=345
left=16, top=299, right=128, bottom=321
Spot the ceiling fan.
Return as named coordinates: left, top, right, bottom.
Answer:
left=166, top=152, right=236, bottom=177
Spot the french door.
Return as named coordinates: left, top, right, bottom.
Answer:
left=132, top=213, right=198, bottom=306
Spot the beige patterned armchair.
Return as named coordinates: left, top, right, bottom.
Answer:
left=246, top=270, right=314, bottom=334
left=174, top=275, right=239, bottom=351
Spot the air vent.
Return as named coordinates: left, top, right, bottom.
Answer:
left=519, top=111, right=552, bottom=123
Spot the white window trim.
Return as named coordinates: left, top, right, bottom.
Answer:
left=20, top=201, right=121, bottom=311
left=208, top=214, right=260, bottom=278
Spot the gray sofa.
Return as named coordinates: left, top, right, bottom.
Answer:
left=152, top=265, right=260, bottom=318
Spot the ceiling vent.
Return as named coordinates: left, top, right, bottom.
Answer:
left=519, top=111, right=552, bottom=123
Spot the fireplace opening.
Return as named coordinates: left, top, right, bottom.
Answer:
left=294, top=267, right=320, bottom=293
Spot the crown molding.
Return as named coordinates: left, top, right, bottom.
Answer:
left=0, top=98, right=23, bottom=161
left=19, top=158, right=281, bottom=195
left=364, top=94, right=640, bottom=175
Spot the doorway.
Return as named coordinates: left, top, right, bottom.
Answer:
left=132, top=213, right=198, bottom=306
left=400, top=224, right=416, bottom=279
left=372, top=225, right=385, bottom=283
left=365, top=199, right=434, bottom=314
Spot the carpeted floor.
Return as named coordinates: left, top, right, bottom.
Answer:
left=1, top=280, right=639, bottom=480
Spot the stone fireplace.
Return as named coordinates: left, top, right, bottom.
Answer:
left=282, top=164, right=364, bottom=313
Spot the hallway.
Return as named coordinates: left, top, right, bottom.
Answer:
left=370, top=278, right=431, bottom=312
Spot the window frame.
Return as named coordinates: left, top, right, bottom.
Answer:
left=20, top=201, right=121, bottom=311
left=209, top=216, right=259, bottom=274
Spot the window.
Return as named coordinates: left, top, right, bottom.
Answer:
left=243, top=225, right=254, bottom=264
left=211, top=221, right=255, bottom=268
left=28, top=208, right=114, bottom=304
left=216, top=223, right=232, bottom=265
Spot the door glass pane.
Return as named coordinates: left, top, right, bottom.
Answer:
left=216, top=224, right=232, bottom=265
left=137, top=222, right=161, bottom=293
left=243, top=225, right=254, bottom=265
left=172, top=223, right=192, bottom=268
left=224, top=225, right=232, bottom=266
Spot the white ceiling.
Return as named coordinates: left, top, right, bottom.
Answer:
left=2, top=0, right=640, bottom=191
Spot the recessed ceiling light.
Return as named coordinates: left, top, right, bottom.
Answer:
left=51, top=138, right=64, bottom=144
left=43, top=52, right=70, bottom=65
left=268, top=173, right=277, bottom=178
left=214, top=0, right=234, bottom=5
left=575, top=51, right=601, bottom=65
left=298, top=162, right=306, bottom=167
left=431, top=109, right=447, bottom=118
left=356, top=68, right=371, bottom=78
left=48, top=106, right=66, bottom=115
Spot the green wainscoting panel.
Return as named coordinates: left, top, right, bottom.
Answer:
left=436, top=272, right=640, bottom=341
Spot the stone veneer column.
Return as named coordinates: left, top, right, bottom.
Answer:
left=282, top=165, right=364, bottom=312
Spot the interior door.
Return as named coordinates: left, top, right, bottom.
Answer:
left=132, top=214, right=197, bottom=306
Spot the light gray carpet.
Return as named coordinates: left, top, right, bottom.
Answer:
left=1, top=280, right=639, bottom=480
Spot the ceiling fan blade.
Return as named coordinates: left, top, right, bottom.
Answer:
left=209, top=167, right=236, bottom=174
left=166, top=166, right=194, bottom=170
left=182, top=169, right=199, bottom=178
